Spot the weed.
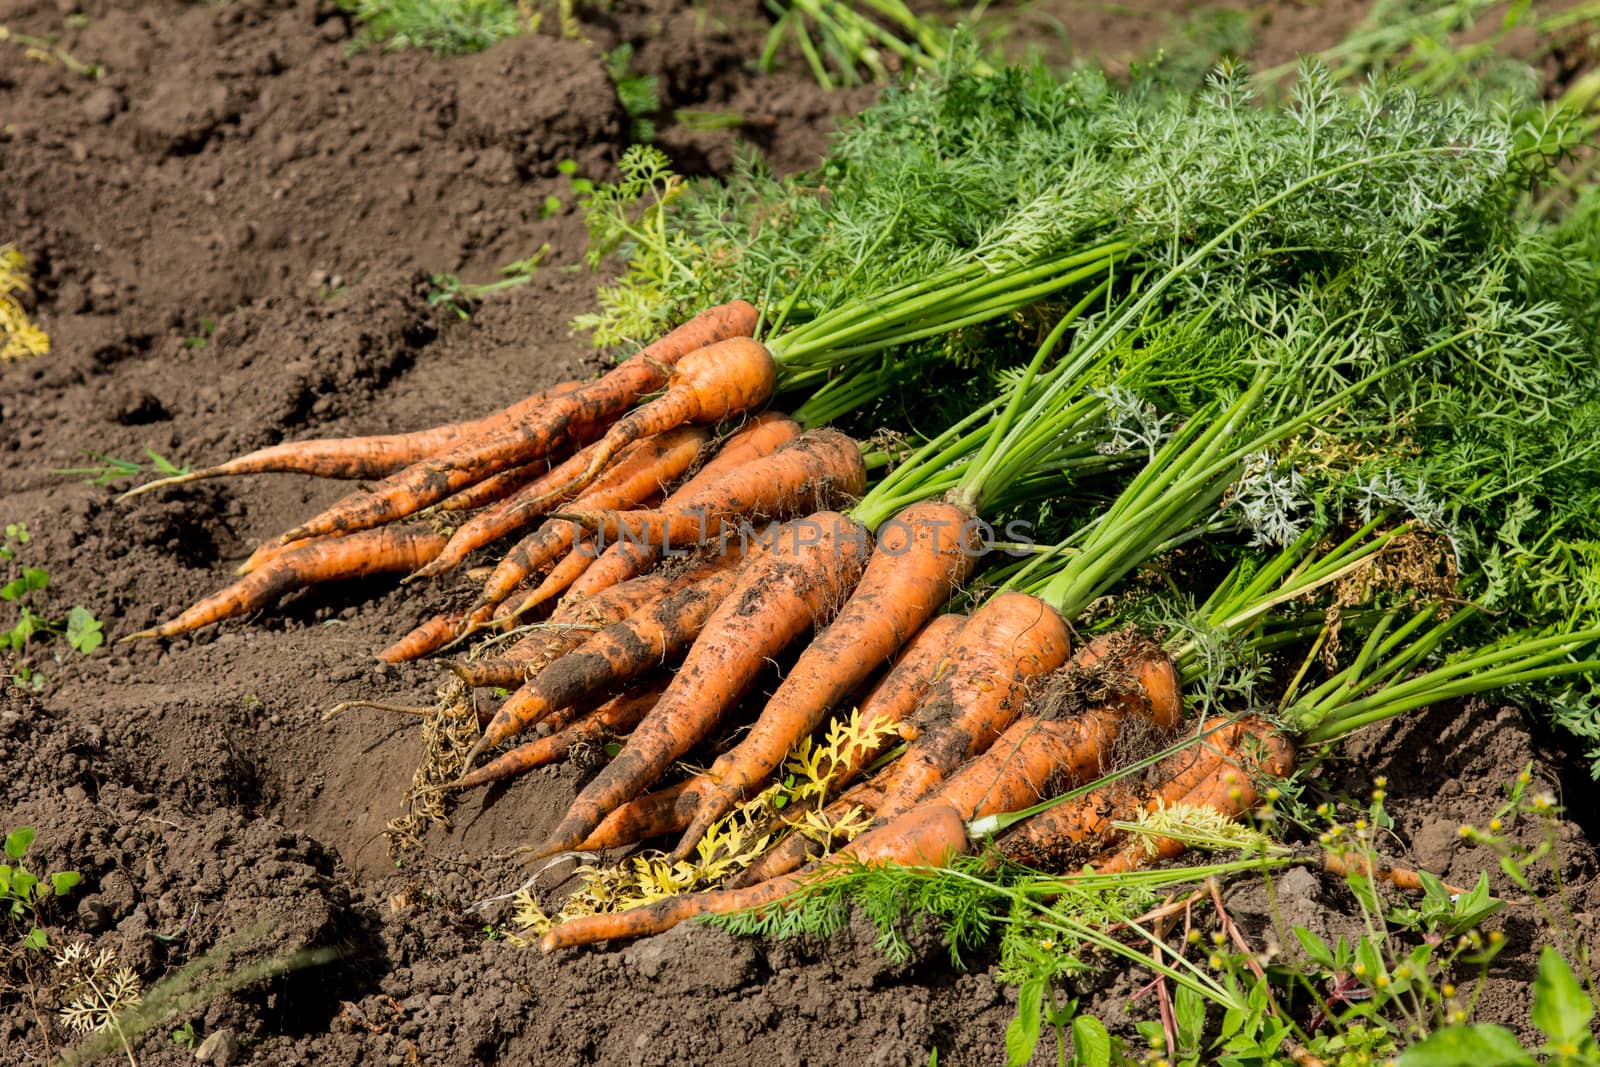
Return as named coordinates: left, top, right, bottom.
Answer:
left=340, top=0, right=530, bottom=55
left=54, top=446, right=190, bottom=489
left=170, top=1020, right=198, bottom=1049
left=3, top=524, right=104, bottom=691
left=0, top=26, right=101, bottom=79
left=182, top=317, right=217, bottom=349
left=604, top=43, right=661, bottom=142
left=1, top=243, right=50, bottom=361
left=427, top=245, right=551, bottom=319
left=1, top=827, right=82, bottom=953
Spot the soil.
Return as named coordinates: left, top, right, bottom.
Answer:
left=2, top=1, right=1597, bottom=1064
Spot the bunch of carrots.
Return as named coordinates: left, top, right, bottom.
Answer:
left=118, top=54, right=1600, bottom=959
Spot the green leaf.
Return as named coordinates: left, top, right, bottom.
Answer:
left=1005, top=977, right=1045, bottom=1067
left=1072, top=1015, right=1111, bottom=1067
left=1175, top=982, right=1206, bottom=1053
left=1531, top=946, right=1593, bottom=1046
left=24, top=927, right=48, bottom=951
left=4, top=827, right=34, bottom=860
left=66, top=607, right=103, bottom=655
left=50, top=871, right=81, bottom=896
left=1398, top=1024, right=1532, bottom=1067
left=1293, top=926, right=1335, bottom=969
left=12, top=870, right=37, bottom=901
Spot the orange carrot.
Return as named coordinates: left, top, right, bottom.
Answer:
left=534, top=511, right=874, bottom=857
left=551, top=337, right=779, bottom=503
left=235, top=532, right=337, bottom=576
left=465, top=547, right=754, bottom=762
left=929, top=652, right=1181, bottom=825
left=993, top=786, right=1140, bottom=870
left=561, top=429, right=867, bottom=552
left=123, top=525, right=447, bottom=641
left=378, top=609, right=466, bottom=664
left=278, top=301, right=760, bottom=543
left=538, top=802, right=969, bottom=951
left=435, top=461, right=559, bottom=513
left=453, top=681, right=668, bottom=792
left=412, top=439, right=604, bottom=578
left=869, top=592, right=1073, bottom=821
left=1088, top=718, right=1294, bottom=875
left=574, top=778, right=692, bottom=852
left=509, top=536, right=599, bottom=619
left=444, top=573, right=677, bottom=687
left=854, top=613, right=966, bottom=750
left=562, top=413, right=800, bottom=602
left=671, top=500, right=982, bottom=857
left=475, top=427, right=711, bottom=610
left=121, top=381, right=583, bottom=498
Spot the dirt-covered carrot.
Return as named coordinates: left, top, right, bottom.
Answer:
left=550, top=337, right=780, bottom=503
left=671, top=501, right=982, bottom=856
left=278, top=301, right=759, bottom=543
left=510, top=536, right=598, bottom=618
left=465, top=547, right=754, bottom=762
left=992, top=785, right=1140, bottom=870
left=413, top=440, right=605, bottom=578
left=575, top=778, right=694, bottom=853
left=235, top=532, right=337, bottom=576
left=444, top=573, right=677, bottom=687
left=453, top=681, right=668, bottom=792
left=435, top=460, right=561, bottom=514
left=535, top=511, right=874, bottom=857
left=378, top=609, right=466, bottom=664
left=121, top=382, right=584, bottom=499
left=563, top=413, right=800, bottom=602
left=539, top=802, right=970, bottom=951
left=929, top=652, right=1181, bottom=824
left=559, top=429, right=868, bottom=551
left=1088, top=718, right=1294, bottom=875
left=123, top=525, right=448, bottom=642
left=869, top=592, right=1073, bottom=821
left=474, top=426, right=712, bottom=610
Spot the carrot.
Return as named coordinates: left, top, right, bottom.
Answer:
left=509, top=536, right=598, bottom=619
left=559, top=429, right=868, bottom=550
left=411, top=439, right=604, bottom=578
left=575, top=778, right=693, bottom=853
left=534, top=511, right=874, bottom=857
left=453, top=681, right=668, bottom=792
left=123, top=525, right=448, bottom=641
left=277, top=301, right=759, bottom=543
left=464, top=546, right=754, bottom=763
left=856, top=612, right=966, bottom=748
left=562, top=413, right=800, bottom=602
left=235, top=532, right=337, bottom=576
left=444, top=573, right=676, bottom=687
left=993, top=785, right=1140, bottom=870
left=1087, top=718, right=1294, bottom=875
left=671, top=500, right=982, bottom=857
left=435, top=461, right=560, bottom=513
left=378, top=609, right=466, bottom=664
left=869, top=592, right=1073, bottom=821
left=928, top=650, right=1181, bottom=824
left=538, top=802, right=969, bottom=951
left=550, top=337, right=779, bottom=503
left=120, top=381, right=583, bottom=498
left=474, top=426, right=712, bottom=610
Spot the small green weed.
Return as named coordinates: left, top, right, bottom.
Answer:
left=170, top=1020, right=198, bottom=1049
left=603, top=43, right=661, bottom=142
left=427, top=245, right=551, bottom=319
left=3, top=523, right=103, bottom=690
left=340, top=0, right=529, bottom=55
left=1, top=827, right=82, bottom=952
left=54, top=446, right=190, bottom=489
left=182, top=317, right=217, bottom=349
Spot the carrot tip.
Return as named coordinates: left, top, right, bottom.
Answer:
left=119, top=629, right=157, bottom=643
left=462, top=735, right=493, bottom=770
left=118, top=470, right=206, bottom=500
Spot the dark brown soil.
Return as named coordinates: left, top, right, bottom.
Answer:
left=3, top=1, right=1596, bottom=1064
